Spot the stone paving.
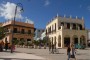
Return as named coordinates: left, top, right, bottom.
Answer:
left=15, top=48, right=90, bottom=60
left=0, top=48, right=90, bottom=60
left=0, top=51, right=45, bottom=60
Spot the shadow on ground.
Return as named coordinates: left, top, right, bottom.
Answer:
left=0, top=58, right=43, bottom=60
left=77, top=59, right=90, bottom=60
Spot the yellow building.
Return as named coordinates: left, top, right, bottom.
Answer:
left=46, top=15, right=88, bottom=48
left=2, top=20, right=35, bottom=44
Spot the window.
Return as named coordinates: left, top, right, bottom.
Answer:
left=67, top=23, right=70, bottom=29
left=52, top=25, right=53, bottom=31
left=72, top=23, right=76, bottom=29
left=13, top=28, right=17, bottom=33
left=28, top=30, right=31, bottom=34
left=55, top=23, right=56, bottom=31
left=61, top=22, right=64, bottom=26
left=79, top=24, right=82, bottom=30
left=21, top=29, right=25, bottom=34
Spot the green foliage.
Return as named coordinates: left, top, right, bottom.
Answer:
left=27, top=41, right=32, bottom=46
left=33, top=40, right=40, bottom=46
left=19, top=39, right=25, bottom=45
left=0, top=27, right=5, bottom=39
left=12, top=39, right=19, bottom=45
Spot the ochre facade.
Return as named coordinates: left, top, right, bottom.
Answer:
left=2, top=20, right=35, bottom=44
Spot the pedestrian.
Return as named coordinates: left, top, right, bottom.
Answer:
left=0, top=43, right=2, bottom=52
left=5, top=41, right=8, bottom=51
left=71, top=44, right=76, bottom=60
left=49, top=42, right=51, bottom=52
left=67, top=45, right=71, bottom=60
left=1, top=41, right=4, bottom=52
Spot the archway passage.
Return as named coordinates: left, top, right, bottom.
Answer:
left=74, top=38, right=78, bottom=44
left=72, top=35, right=78, bottom=45
left=64, top=37, right=70, bottom=47
left=80, top=36, right=86, bottom=45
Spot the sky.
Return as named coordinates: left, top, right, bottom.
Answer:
left=0, top=0, right=90, bottom=29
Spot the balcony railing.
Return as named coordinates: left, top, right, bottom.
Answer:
left=5, top=30, right=34, bottom=35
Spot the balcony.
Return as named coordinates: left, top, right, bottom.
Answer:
left=5, top=30, right=34, bottom=35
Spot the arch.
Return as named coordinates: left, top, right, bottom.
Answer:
left=58, top=35, right=61, bottom=47
left=72, top=35, right=78, bottom=44
left=64, top=35, right=70, bottom=47
left=80, top=35, right=86, bottom=45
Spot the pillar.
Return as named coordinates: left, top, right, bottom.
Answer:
left=78, top=37, right=80, bottom=44
left=61, top=36, right=64, bottom=48
left=64, top=23, right=67, bottom=29
left=70, top=23, right=72, bottom=30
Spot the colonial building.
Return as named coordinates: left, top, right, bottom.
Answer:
left=87, top=30, right=90, bottom=44
left=46, top=15, right=88, bottom=48
left=2, top=20, right=35, bottom=44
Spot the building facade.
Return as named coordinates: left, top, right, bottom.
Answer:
left=87, top=30, right=90, bottom=43
left=2, top=20, right=35, bottom=44
left=34, top=29, right=44, bottom=40
left=46, top=15, right=88, bottom=48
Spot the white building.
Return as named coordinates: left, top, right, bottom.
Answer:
left=40, top=31, right=46, bottom=40
left=46, top=15, right=88, bottom=48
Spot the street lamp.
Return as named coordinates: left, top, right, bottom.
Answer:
left=11, top=3, right=23, bottom=53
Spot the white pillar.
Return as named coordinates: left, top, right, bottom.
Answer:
left=70, top=23, right=72, bottom=30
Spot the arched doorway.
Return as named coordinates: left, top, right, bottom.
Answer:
left=80, top=35, right=86, bottom=45
left=64, top=35, right=70, bottom=47
left=72, top=35, right=78, bottom=45
left=58, top=35, right=61, bottom=47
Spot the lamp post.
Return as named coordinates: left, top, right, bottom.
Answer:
left=11, top=3, right=23, bottom=53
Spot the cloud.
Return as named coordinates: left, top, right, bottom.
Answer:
left=0, top=2, right=23, bottom=20
left=25, top=17, right=34, bottom=24
left=44, top=0, right=50, bottom=6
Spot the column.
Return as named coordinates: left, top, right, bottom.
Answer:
left=64, top=23, right=67, bottom=29
left=70, top=37, right=72, bottom=44
left=70, top=23, right=72, bottom=30
left=78, top=37, right=80, bottom=44
left=61, top=36, right=64, bottom=48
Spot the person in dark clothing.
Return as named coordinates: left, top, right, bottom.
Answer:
left=67, top=45, right=71, bottom=60
left=49, top=42, right=51, bottom=51
left=5, top=41, right=8, bottom=51
left=0, top=43, right=2, bottom=52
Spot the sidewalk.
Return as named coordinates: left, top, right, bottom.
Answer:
left=0, top=51, right=45, bottom=60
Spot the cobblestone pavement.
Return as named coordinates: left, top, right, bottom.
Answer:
left=15, top=48, right=90, bottom=60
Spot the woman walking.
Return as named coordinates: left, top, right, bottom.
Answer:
left=67, top=45, right=71, bottom=60
left=71, top=44, right=76, bottom=60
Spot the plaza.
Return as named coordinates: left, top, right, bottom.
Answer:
left=0, top=47, right=90, bottom=60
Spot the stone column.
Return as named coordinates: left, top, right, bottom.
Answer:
left=64, top=23, right=67, bottom=29
left=70, top=23, right=72, bottom=30
left=78, top=37, right=80, bottom=45
left=61, top=36, right=64, bottom=48
left=77, top=24, right=80, bottom=30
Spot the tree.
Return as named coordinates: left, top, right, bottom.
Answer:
left=12, top=39, right=19, bottom=45
left=0, top=27, right=5, bottom=39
